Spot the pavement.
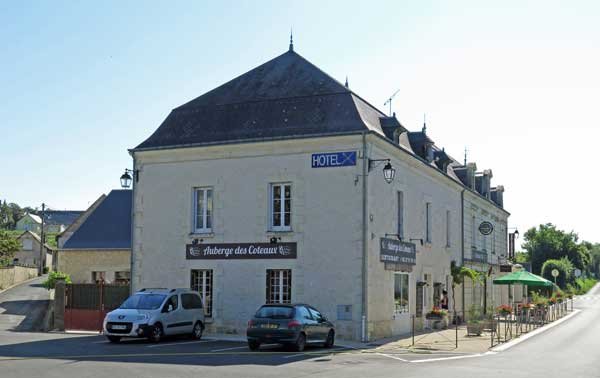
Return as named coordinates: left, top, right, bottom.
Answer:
left=0, top=283, right=597, bottom=377
left=0, top=276, right=49, bottom=332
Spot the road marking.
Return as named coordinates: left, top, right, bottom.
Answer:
left=411, top=351, right=496, bottom=363
left=146, top=339, right=216, bottom=348
left=491, top=309, right=581, bottom=352
left=374, top=352, right=409, bottom=362
left=210, top=346, right=248, bottom=352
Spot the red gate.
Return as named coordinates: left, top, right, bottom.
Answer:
left=65, top=283, right=130, bottom=331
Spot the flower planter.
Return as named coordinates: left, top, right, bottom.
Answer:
left=467, top=322, right=484, bottom=336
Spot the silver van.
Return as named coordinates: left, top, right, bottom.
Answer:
left=103, top=288, right=206, bottom=343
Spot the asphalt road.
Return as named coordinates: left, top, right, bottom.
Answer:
left=0, top=284, right=598, bottom=378
left=0, top=276, right=49, bottom=332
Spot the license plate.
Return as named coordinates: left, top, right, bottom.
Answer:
left=260, top=324, right=278, bottom=329
left=112, top=325, right=127, bottom=330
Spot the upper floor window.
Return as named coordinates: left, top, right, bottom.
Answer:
left=194, top=188, right=213, bottom=233
left=270, top=183, right=291, bottom=231
left=425, top=202, right=432, bottom=243
left=471, top=216, right=476, bottom=249
left=397, top=191, right=404, bottom=239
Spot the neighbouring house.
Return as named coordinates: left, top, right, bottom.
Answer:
left=15, top=210, right=84, bottom=234
left=43, top=210, right=84, bottom=233
left=128, top=42, right=511, bottom=341
left=15, top=230, right=53, bottom=269
left=56, top=190, right=131, bottom=284
left=15, top=213, right=42, bottom=234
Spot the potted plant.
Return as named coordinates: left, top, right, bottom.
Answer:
left=466, top=305, right=484, bottom=336
left=496, top=304, right=513, bottom=317
left=449, top=261, right=480, bottom=325
left=425, top=306, right=448, bottom=329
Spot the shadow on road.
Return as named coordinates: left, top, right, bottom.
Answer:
left=0, top=300, right=50, bottom=332
left=0, top=335, right=343, bottom=366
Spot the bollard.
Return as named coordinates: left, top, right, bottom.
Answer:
left=412, top=314, right=415, bottom=346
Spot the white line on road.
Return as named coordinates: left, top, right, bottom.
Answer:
left=146, top=339, right=216, bottom=348
left=374, top=352, right=409, bottom=362
left=411, top=351, right=496, bottom=363
left=210, top=346, right=249, bottom=352
left=491, top=309, right=581, bottom=352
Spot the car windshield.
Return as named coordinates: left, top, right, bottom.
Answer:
left=255, top=306, right=294, bottom=319
left=120, top=294, right=166, bottom=310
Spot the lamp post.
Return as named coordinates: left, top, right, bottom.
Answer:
left=120, top=168, right=138, bottom=189
left=368, top=159, right=396, bottom=184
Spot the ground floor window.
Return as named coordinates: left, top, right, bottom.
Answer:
left=91, top=271, right=106, bottom=283
left=266, top=269, right=292, bottom=304
left=114, top=271, right=130, bottom=285
left=191, top=269, right=213, bottom=317
left=394, top=273, right=409, bottom=314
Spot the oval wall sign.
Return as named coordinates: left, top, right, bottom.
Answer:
left=478, top=221, right=494, bottom=235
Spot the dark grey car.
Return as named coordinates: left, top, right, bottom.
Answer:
left=246, top=304, right=335, bottom=351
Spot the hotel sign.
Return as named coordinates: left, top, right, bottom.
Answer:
left=186, top=243, right=297, bottom=260
left=380, top=238, right=417, bottom=265
left=311, top=151, right=357, bottom=168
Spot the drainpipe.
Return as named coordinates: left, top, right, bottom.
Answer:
left=361, top=132, right=369, bottom=342
left=461, top=189, right=465, bottom=317
left=129, top=153, right=137, bottom=295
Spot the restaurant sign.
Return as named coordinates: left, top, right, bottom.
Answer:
left=186, top=243, right=297, bottom=260
left=380, top=238, right=417, bottom=265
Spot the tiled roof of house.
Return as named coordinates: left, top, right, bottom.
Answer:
left=43, top=210, right=84, bottom=226
left=134, top=49, right=388, bottom=151
left=62, top=190, right=132, bottom=250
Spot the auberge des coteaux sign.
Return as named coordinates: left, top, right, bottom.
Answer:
left=186, top=243, right=297, bottom=260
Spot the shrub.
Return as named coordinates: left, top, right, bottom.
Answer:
left=541, top=257, right=574, bottom=288
left=574, top=278, right=597, bottom=294
left=42, top=271, right=72, bottom=290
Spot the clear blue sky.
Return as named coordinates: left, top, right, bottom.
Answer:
left=1, top=1, right=599, bottom=243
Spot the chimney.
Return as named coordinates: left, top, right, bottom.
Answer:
left=482, top=169, right=493, bottom=199
left=491, top=186, right=504, bottom=208
left=466, top=163, right=477, bottom=190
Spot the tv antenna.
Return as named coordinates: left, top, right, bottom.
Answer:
left=383, top=89, right=400, bottom=116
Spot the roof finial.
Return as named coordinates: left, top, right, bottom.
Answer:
left=422, top=113, right=427, bottom=133
left=289, top=28, right=294, bottom=51
left=345, top=75, right=349, bottom=88
left=464, top=147, right=468, bottom=166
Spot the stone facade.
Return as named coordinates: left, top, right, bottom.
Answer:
left=56, top=249, right=130, bottom=284
left=132, top=134, right=468, bottom=340
left=0, top=265, right=38, bottom=290
left=15, top=231, right=52, bottom=269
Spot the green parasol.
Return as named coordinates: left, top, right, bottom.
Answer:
left=493, top=270, right=553, bottom=287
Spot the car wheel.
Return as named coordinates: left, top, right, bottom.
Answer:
left=107, top=336, right=121, bottom=343
left=294, top=333, right=306, bottom=352
left=149, top=324, right=163, bottom=343
left=248, top=340, right=261, bottom=351
left=324, top=330, right=335, bottom=348
left=191, top=322, right=203, bottom=340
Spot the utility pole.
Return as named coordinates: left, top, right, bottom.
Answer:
left=39, top=203, right=46, bottom=276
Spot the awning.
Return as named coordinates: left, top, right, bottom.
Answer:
left=492, top=270, right=553, bottom=287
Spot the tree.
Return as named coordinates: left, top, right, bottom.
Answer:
left=522, top=223, right=590, bottom=274
left=450, top=260, right=480, bottom=319
left=541, top=257, right=574, bottom=288
left=0, top=231, right=20, bottom=265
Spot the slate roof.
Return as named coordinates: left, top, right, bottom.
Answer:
left=135, top=49, right=387, bottom=150
left=44, top=211, right=84, bottom=226
left=62, top=190, right=132, bottom=249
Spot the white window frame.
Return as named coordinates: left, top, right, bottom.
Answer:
left=394, top=272, right=410, bottom=314
left=191, top=269, right=213, bottom=317
left=471, top=216, right=477, bottom=249
left=269, top=183, right=292, bottom=231
left=446, top=210, right=451, bottom=247
left=425, top=202, right=432, bottom=243
left=193, top=187, right=213, bottom=233
left=492, top=226, right=496, bottom=254
left=266, top=269, right=292, bottom=304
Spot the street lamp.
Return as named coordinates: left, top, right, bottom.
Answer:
left=369, top=158, right=396, bottom=184
left=508, top=227, right=519, bottom=262
left=120, top=168, right=138, bottom=189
